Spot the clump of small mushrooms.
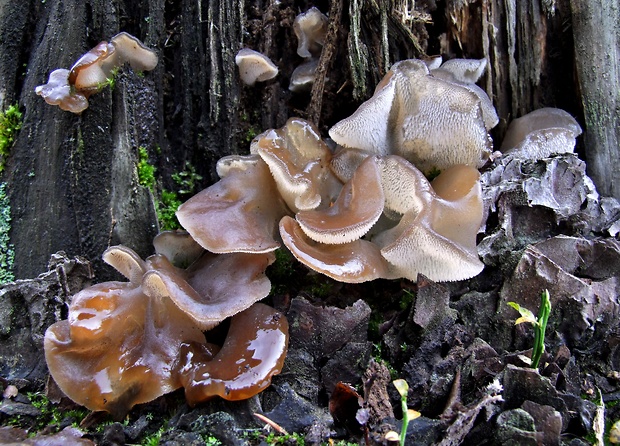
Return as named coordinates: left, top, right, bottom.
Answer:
left=178, top=114, right=485, bottom=283
left=35, top=32, right=158, bottom=113
left=41, top=41, right=584, bottom=418
left=44, top=232, right=288, bottom=418
left=289, top=7, right=328, bottom=92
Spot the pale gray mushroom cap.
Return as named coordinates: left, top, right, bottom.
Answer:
left=433, top=58, right=487, bottom=83
left=235, top=48, right=279, bottom=86
left=500, top=107, right=582, bottom=159
left=110, top=32, right=159, bottom=71
left=293, top=7, right=328, bottom=58
left=289, top=58, right=319, bottom=92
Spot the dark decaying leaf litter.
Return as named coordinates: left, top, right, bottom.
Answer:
left=1, top=150, right=619, bottom=445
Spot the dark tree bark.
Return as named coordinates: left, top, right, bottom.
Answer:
left=0, top=0, right=615, bottom=280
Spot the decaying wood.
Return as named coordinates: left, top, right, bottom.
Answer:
left=570, top=0, right=620, bottom=200
left=307, top=0, right=343, bottom=125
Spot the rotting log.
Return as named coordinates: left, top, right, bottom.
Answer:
left=570, top=0, right=620, bottom=200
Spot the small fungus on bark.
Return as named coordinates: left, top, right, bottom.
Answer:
left=293, top=6, right=328, bottom=58
left=35, top=32, right=157, bottom=113
left=500, top=107, right=582, bottom=159
left=235, top=48, right=279, bottom=86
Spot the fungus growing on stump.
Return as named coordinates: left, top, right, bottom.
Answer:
left=35, top=32, right=158, bottom=113
left=177, top=115, right=485, bottom=284
left=329, top=58, right=495, bottom=175
left=235, top=48, right=279, bottom=86
left=44, top=241, right=284, bottom=417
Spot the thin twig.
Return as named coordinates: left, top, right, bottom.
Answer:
left=307, top=0, right=344, bottom=125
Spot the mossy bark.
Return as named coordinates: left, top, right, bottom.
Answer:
left=0, top=0, right=615, bottom=280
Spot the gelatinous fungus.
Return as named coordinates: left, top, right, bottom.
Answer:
left=35, top=32, right=157, bottom=113
left=280, top=156, right=485, bottom=283
left=44, top=242, right=277, bottom=417
left=235, top=48, right=279, bottom=86
left=177, top=118, right=342, bottom=254
left=500, top=107, right=582, bottom=159
left=177, top=113, right=485, bottom=283
left=44, top=281, right=206, bottom=419
left=293, top=7, right=328, bottom=58
left=177, top=155, right=290, bottom=254
left=175, top=303, right=289, bottom=405
left=329, top=58, right=495, bottom=175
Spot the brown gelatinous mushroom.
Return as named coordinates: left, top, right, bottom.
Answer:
left=37, top=32, right=157, bottom=113
left=176, top=303, right=289, bottom=405
left=235, top=48, right=279, bottom=86
left=34, top=69, right=89, bottom=113
left=44, top=243, right=277, bottom=417
left=109, top=31, right=159, bottom=72
left=68, top=33, right=157, bottom=92
left=329, top=59, right=493, bottom=175
left=176, top=155, right=289, bottom=254
left=44, top=280, right=206, bottom=419
left=153, top=230, right=205, bottom=268
left=251, top=118, right=342, bottom=212
left=68, top=41, right=114, bottom=93
left=293, top=7, right=328, bottom=58
left=296, top=156, right=385, bottom=244
left=143, top=250, right=275, bottom=331
left=280, top=216, right=390, bottom=283
left=373, top=157, right=484, bottom=282
left=499, top=107, right=582, bottom=159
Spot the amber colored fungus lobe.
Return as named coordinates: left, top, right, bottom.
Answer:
left=295, top=156, right=385, bottom=244
left=176, top=155, right=289, bottom=254
left=44, top=282, right=206, bottom=419
left=280, top=216, right=389, bottom=283
left=176, top=303, right=289, bottom=405
left=34, top=68, right=89, bottom=113
left=143, top=251, right=275, bottom=331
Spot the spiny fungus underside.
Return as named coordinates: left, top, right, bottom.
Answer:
left=36, top=21, right=583, bottom=418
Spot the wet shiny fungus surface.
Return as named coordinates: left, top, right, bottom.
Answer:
left=176, top=303, right=289, bottom=405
